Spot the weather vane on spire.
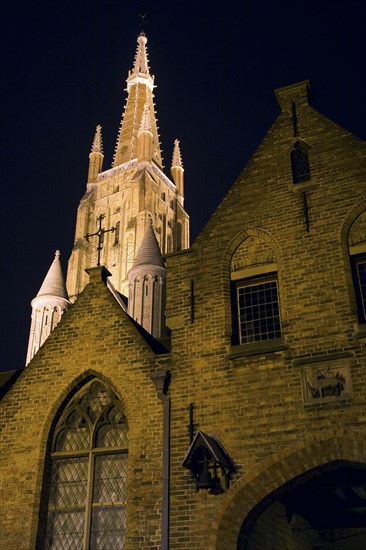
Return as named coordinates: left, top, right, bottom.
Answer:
left=85, top=214, right=115, bottom=267
left=138, top=13, right=149, bottom=34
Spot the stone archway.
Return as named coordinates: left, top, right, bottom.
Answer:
left=238, top=460, right=366, bottom=549
left=208, top=431, right=366, bottom=550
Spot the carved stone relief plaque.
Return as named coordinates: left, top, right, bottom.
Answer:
left=301, top=361, right=352, bottom=404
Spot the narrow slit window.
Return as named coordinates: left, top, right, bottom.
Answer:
left=291, top=141, right=311, bottom=183
left=114, top=222, right=120, bottom=246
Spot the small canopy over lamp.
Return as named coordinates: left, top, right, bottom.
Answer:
left=182, top=431, right=236, bottom=495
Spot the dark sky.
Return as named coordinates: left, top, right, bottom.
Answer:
left=1, top=1, right=365, bottom=371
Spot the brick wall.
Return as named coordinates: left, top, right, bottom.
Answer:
left=0, top=268, right=170, bottom=550
left=165, top=83, right=366, bottom=548
left=2, top=82, right=366, bottom=549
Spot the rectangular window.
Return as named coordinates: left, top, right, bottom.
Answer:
left=291, top=141, right=311, bottom=184
left=236, top=277, right=281, bottom=344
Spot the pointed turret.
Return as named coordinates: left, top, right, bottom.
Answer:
left=113, top=33, right=162, bottom=168
left=36, top=250, right=69, bottom=299
left=128, top=220, right=166, bottom=338
left=87, top=125, right=104, bottom=183
left=132, top=219, right=166, bottom=269
left=26, top=251, right=70, bottom=365
left=171, top=139, right=184, bottom=203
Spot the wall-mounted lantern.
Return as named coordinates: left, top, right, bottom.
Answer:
left=182, top=431, right=236, bottom=495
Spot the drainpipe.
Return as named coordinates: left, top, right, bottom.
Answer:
left=150, top=371, right=171, bottom=550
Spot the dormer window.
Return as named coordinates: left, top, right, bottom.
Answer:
left=291, top=141, right=311, bottom=183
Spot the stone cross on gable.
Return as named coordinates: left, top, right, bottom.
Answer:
left=85, top=214, right=115, bottom=267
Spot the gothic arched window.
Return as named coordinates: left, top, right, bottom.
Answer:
left=291, top=141, right=311, bottom=183
left=44, top=379, right=128, bottom=549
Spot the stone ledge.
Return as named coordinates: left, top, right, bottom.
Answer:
left=292, top=351, right=353, bottom=367
left=228, top=338, right=288, bottom=359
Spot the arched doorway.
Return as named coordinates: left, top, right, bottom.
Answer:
left=238, top=460, right=366, bottom=549
left=209, top=432, right=366, bottom=550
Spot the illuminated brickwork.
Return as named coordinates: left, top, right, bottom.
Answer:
left=1, top=80, right=366, bottom=549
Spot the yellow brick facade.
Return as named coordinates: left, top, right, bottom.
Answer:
left=1, top=57, right=366, bottom=550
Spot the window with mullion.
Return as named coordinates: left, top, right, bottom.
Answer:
left=44, top=380, right=128, bottom=550
left=236, top=276, right=281, bottom=344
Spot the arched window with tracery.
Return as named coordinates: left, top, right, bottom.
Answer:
left=43, top=379, right=128, bottom=549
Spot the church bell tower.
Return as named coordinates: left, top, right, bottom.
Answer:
left=26, top=32, right=189, bottom=364
left=66, top=32, right=190, bottom=302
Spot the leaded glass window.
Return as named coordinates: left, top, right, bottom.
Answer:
left=236, top=277, right=282, bottom=343
left=291, top=141, right=311, bottom=183
left=45, top=379, right=128, bottom=550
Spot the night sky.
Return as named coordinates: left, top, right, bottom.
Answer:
left=1, top=1, right=365, bottom=372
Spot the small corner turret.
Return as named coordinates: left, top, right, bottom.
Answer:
left=26, top=251, right=70, bottom=365
left=127, top=219, right=166, bottom=339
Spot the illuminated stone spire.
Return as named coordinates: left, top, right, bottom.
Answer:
left=172, top=139, right=183, bottom=169
left=171, top=139, right=184, bottom=202
left=66, top=33, right=190, bottom=304
left=88, top=125, right=104, bottom=182
left=26, top=251, right=70, bottom=365
left=131, top=32, right=150, bottom=78
left=91, top=124, right=103, bottom=153
left=113, top=33, right=162, bottom=168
